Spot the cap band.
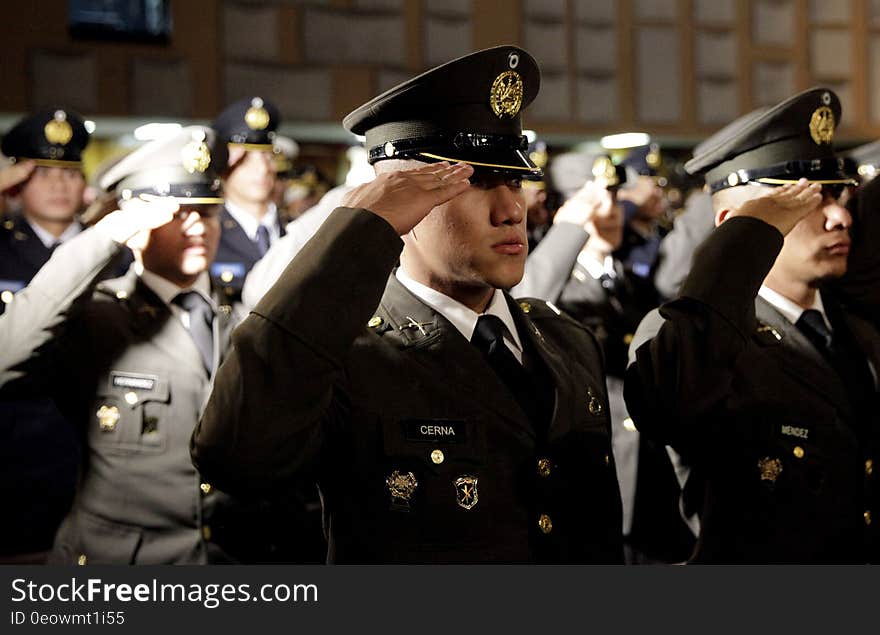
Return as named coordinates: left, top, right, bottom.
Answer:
left=709, top=157, right=857, bottom=193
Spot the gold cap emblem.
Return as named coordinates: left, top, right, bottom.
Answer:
left=96, top=405, right=120, bottom=432
left=758, top=457, right=783, bottom=483
left=489, top=71, right=523, bottom=119
left=592, top=156, right=619, bottom=185
left=809, top=106, right=835, bottom=145
left=454, top=475, right=479, bottom=510
left=44, top=110, right=73, bottom=146
left=180, top=129, right=211, bottom=174
left=245, top=97, right=270, bottom=131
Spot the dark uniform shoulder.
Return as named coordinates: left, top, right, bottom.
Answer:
left=515, top=296, right=590, bottom=331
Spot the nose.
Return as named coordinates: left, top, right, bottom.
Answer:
left=489, top=184, right=525, bottom=226
left=823, top=199, right=851, bottom=232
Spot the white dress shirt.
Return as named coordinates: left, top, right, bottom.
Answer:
left=758, top=285, right=832, bottom=332
left=395, top=266, right=524, bottom=364
left=26, top=219, right=81, bottom=249
left=224, top=200, right=280, bottom=244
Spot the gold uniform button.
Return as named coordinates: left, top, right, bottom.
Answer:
left=124, top=391, right=139, bottom=405
left=77, top=554, right=87, bottom=566
left=3, top=220, right=13, bottom=230
left=538, top=514, right=553, bottom=534
left=519, top=301, right=531, bottom=314
left=200, top=483, right=213, bottom=495
left=115, top=290, right=128, bottom=300
left=604, top=454, right=611, bottom=467
left=623, top=333, right=634, bottom=346
left=430, top=449, right=445, bottom=465
left=537, top=457, right=552, bottom=478
left=867, top=459, right=874, bottom=477
left=202, top=525, right=212, bottom=541
left=793, top=446, right=805, bottom=459
left=220, top=270, right=234, bottom=283
left=1, top=290, right=13, bottom=304
left=865, top=511, right=872, bottom=526
left=368, top=316, right=383, bottom=328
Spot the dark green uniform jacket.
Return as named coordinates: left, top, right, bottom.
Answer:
left=626, top=217, right=880, bottom=563
left=193, top=207, right=624, bottom=564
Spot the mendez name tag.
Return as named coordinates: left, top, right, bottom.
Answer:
left=403, top=419, right=467, bottom=444
left=780, top=424, right=809, bottom=440
left=110, top=371, right=158, bottom=392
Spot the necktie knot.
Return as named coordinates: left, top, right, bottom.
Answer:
left=796, top=308, right=834, bottom=351
left=472, top=314, right=508, bottom=356
left=174, top=290, right=210, bottom=314
left=255, top=224, right=271, bottom=256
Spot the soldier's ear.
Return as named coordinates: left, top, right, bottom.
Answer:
left=715, top=207, right=731, bottom=227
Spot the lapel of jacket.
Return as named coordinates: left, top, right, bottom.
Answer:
left=377, top=275, right=536, bottom=440
left=754, top=296, right=850, bottom=413
left=219, top=206, right=261, bottom=262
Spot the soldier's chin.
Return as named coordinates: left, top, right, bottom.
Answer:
left=180, top=255, right=209, bottom=276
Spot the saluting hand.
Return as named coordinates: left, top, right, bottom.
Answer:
left=0, top=160, right=36, bottom=194
left=730, top=179, right=823, bottom=236
left=342, top=162, right=474, bottom=236
left=94, top=196, right=180, bottom=248
left=552, top=180, right=613, bottom=231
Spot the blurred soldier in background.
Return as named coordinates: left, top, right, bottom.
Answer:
left=211, top=96, right=285, bottom=303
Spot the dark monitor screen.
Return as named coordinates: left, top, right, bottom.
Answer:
left=69, top=0, right=172, bottom=43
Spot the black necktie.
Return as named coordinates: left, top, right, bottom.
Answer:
left=173, top=291, right=214, bottom=373
left=255, top=225, right=271, bottom=256
left=471, top=314, right=548, bottom=430
left=796, top=309, right=835, bottom=357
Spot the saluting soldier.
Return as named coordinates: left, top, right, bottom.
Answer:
left=0, top=109, right=92, bottom=562
left=0, top=126, right=252, bottom=564
left=193, top=46, right=624, bottom=564
left=625, top=88, right=879, bottom=563
left=210, top=96, right=286, bottom=303
left=0, top=108, right=91, bottom=313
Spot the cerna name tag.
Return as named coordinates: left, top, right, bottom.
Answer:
left=403, top=419, right=467, bottom=444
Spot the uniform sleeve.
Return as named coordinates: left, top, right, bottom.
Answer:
left=511, top=221, right=589, bottom=301
left=0, top=227, right=125, bottom=388
left=623, top=216, right=783, bottom=456
left=192, top=206, right=403, bottom=494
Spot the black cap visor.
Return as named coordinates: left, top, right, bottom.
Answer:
left=710, top=157, right=858, bottom=193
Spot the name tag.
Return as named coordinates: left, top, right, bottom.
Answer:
left=780, top=424, right=809, bottom=440
left=403, top=419, right=467, bottom=444
left=111, top=372, right=158, bottom=392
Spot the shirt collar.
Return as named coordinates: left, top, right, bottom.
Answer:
left=395, top=266, right=523, bottom=352
left=758, top=285, right=831, bottom=331
left=139, top=268, right=214, bottom=310
left=224, top=200, right=277, bottom=241
left=25, top=218, right=81, bottom=249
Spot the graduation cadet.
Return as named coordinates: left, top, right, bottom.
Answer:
left=0, top=126, right=255, bottom=564
left=625, top=88, right=879, bottom=563
left=0, top=108, right=90, bottom=312
left=210, top=96, right=286, bottom=303
left=193, top=46, right=624, bottom=564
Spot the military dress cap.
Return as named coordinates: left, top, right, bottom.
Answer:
left=548, top=152, right=626, bottom=201
left=621, top=143, right=662, bottom=177
left=343, top=45, right=543, bottom=179
left=686, top=87, right=858, bottom=193
left=1, top=108, right=90, bottom=168
left=99, top=125, right=226, bottom=205
left=212, top=96, right=280, bottom=151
